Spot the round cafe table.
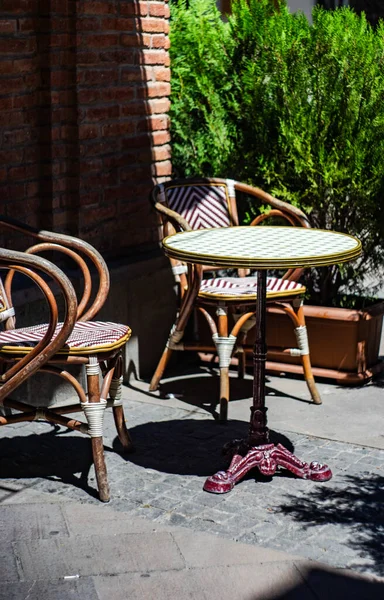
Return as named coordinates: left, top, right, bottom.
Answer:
left=163, top=226, right=362, bottom=493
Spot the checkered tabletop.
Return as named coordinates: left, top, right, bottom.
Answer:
left=163, top=226, right=361, bottom=269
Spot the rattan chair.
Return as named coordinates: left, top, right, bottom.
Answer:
left=0, top=216, right=132, bottom=502
left=149, top=178, right=322, bottom=420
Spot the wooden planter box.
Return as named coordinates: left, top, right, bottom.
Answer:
left=196, top=302, right=384, bottom=385
left=262, top=302, right=384, bottom=384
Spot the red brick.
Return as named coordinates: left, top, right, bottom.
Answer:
left=0, top=98, right=14, bottom=110
left=80, top=191, right=101, bottom=206
left=50, top=34, right=76, bottom=48
left=101, top=17, right=135, bottom=31
left=98, top=87, right=135, bottom=103
left=78, top=89, right=100, bottom=104
left=139, top=18, right=164, bottom=33
left=1, top=182, right=25, bottom=201
left=77, top=51, right=100, bottom=65
left=79, top=124, right=100, bottom=139
left=152, top=144, right=171, bottom=161
left=80, top=138, right=120, bottom=156
left=102, top=121, right=136, bottom=137
left=141, top=50, right=167, bottom=65
left=0, top=38, right=36, bottom=54
left=0, top=111, right=24, bottom=127
left=26, top=181, right=39, bottom=197
left=51, top=17, right=71, bottom=31
left=3, top=128, right=34, bottom=145
left=80, top=158, right=102, bottom=173
left=99, top=49, right=136, bottom=64
left=152, top=130, right=171, bottom=145
left=121, top=33, right=150, bottom=47
left=137, top=115, right=169, bottom=132
left=0, top=168, right=7, bottom=182
left=0, top=0, right=37, bottom=13
left=148, top=98, right=171, bottom=114
left=8, top=164, right=37, bottom=181
left=80, top=34, right=119, bottom=47
left=145, top=82, right=171, bottom=98
left=78, top=69, right=119, bottom=85
left=164, top=36, right=170, bottom=50
left=83, top=105, right=120, bottom=121
left=153, top=66, right=170, bottom=82
left=152, top=160, right=172, bottom=177
left=13, top=57, right=38, bottom=75
left=77, top=17, right=100, bottom=31
left=121, top=67, right=144, bottom=83
left=149, top=3, right=166, bottom=17
left=120, top=2, right=148, bottom=17
left=121, top=133, right=151, bottom=150
left=0, top=19, right=16, bottom=33
left=81, top=204, right=116, bottom=225
left=151, top=34, right=166, bottom=49
left=121, top=102, right=147, bottom=117
left=60, top=124, right=77, bottom=140
left=78, top=2, right=116, bottom=15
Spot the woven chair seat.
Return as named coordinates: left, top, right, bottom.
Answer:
left=199, top=276, right=305, bottom=300
left=0, top=321, right=131, bottom=355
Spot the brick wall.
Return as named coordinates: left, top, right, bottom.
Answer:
left=0, top=0, right=171, bottom=257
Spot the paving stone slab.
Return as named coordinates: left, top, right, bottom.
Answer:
left=0, top=504, right=68, bottom=542
left=0, top=578, right=98, bottom=600
left=14, top=532, right=185, bottom=580
left=93, top=562, right=312, bottom=600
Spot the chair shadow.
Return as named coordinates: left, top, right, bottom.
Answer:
left=115, top=417, right=295, bottom=478
left=0, top=425, right=101, bottom=500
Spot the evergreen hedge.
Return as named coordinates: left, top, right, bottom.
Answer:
left=170, top=0, right=384, bottom=306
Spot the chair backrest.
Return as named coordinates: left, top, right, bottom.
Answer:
left=152, top=177, right=311, bottom=283
left=162, top=180, right=237, bottom=230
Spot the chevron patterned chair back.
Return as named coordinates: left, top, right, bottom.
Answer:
left=150, top=177, right=322, bottom=420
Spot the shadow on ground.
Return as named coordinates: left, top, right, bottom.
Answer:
left=0, top=426, right=99, bottom=499
left=262, top=565, right=384, bottom=600
left=278, top=473, right=384, bottom=577
left=119, top=418, right=294, bottom=477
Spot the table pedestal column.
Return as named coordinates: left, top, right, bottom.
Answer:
left=204, top=271, right=332, bottom=494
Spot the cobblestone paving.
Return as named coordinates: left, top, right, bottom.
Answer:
left=0, top=396, right=383, bottom=579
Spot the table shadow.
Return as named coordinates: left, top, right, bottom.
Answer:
left=116, top=417, right=296, bottom=478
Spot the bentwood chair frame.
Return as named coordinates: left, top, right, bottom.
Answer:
left=149, top=178, right=322, bottom=420
left=0, top=216, right=132, bottom=502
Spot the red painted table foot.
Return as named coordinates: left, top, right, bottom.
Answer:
left=203, top=442, right=332, bottom=494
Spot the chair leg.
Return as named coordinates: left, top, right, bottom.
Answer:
left=108, top=357, right=134, bottom=453
left=213, top=305, right=237, bottom=421
left=272, top=300, right=322, bottom=405
left=219, top=366, right=230, bottom=421
left=84, top=357, right=110, bottom=502
left=113, top=404, right=133, bottom=452
left=294, top=302, right=322, bottom=405
left=149, top=344, right=174, bottom=391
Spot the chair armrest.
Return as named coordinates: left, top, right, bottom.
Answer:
left=153, top=202, right=192, bottom=233
left=234, top=182, right=311, bottom=228
left=0, top=248, right=78, bottom=402
left=0, top=215, right=109, bottom=321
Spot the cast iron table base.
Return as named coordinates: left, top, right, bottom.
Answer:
left=203, top=270, right=332, bottom=494
left=204, top=441, right=332, bottom=494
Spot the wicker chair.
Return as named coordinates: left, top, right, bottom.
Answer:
left=149, top=178, right=322, bottom=420
left=0, top=216, right=132, bottom=502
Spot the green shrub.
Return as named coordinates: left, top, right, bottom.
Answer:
left=170, top=0, right=384, bottom=306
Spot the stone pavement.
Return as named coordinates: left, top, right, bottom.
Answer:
left=0, top=362, right=383, bottom=598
